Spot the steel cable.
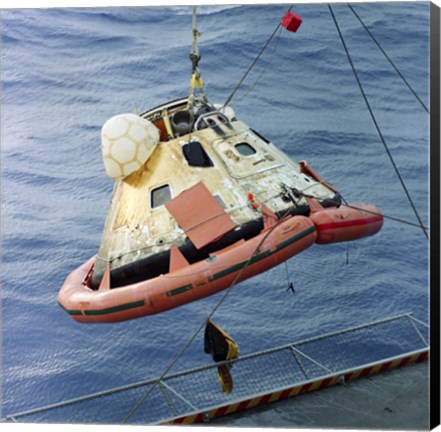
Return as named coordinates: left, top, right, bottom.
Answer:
left=122, top=207, right=293, bottom=423
left=328, top=4, right=428, bottom=240
left=347, top=3, right=429, bottom=113
left=222, top=5, right=293, bottom=109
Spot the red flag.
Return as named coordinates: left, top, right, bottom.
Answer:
left=282, top=11, right=303, bottom=32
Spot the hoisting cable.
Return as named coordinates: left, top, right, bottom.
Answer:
left=323, top=196, right=429, bottom=231
left=328, top=4, right=428, bottom=240
left=284, top=261, right=296, bottom=293
left=188, top=6, right=207, bottom=109
left=236, top=25, right=284, bottom=104
left=288, top=185, right=429, bottom=232
left=222, top=5, right=294, bottom=109
left=122, top=207, right=293, bottom=424
left=343, top=203, right=429, bottom=231
left=347, top=3, right=429, bottom=113
left=279, top=180, right=428, bottom=231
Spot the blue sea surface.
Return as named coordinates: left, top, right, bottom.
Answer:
left=1, top=2, right=430, bottom=423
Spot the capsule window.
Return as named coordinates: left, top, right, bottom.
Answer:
left=183, top=140, right=213, bottom=167
left=151, top=184, right=171, bottom=208
left=235, top=142, right=256, bottom=156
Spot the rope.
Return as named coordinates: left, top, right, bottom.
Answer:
left=199, top=299, right=209, bottom=319
left=347, top=3, right=429, bottom=113
left=347, top=204, right=429, bottom=231
left=328, top=4, right=428, bottom=240
left=284, top=260, right=290, bottom=283
left=122, top=207, right=293, bottom=424
left=284, top=260, right=296, bottom=293
left=222, top=5, right=293, bottom=109
left=308, top=193, right=429, bottom=232
left=261, top=180, right=429, bottom=231
left=236, top=26, right=284, bottom=105
left=330, top=199, right=429, bottom=231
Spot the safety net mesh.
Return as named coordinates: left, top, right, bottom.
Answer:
left=4, top=313, right=428, bottom=425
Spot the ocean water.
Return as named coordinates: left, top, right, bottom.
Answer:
left=1, top=2, right=430, bottom=423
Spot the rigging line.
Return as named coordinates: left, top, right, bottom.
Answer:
left=343, top=202, right=429, bottom=231
left=327, top=4, right=428, bottom=240
left=236, top=25, right=284, bottom=104
left=284, top=260, right=290, bottom=282
left=122, top=207, right=293, bottom=424
left=297, top=179, right=428, bottom=231
left=222, top=5, right=294, bottom=109
left=319, top=195, right=429, bottom=231
left=296, top=188, right=430, bottom=231
left=199, top=299, right=209, bottom=319
left=347, top=3, right=429, bottom=113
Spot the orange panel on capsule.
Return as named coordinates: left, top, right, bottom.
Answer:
left=165, top=181, right=237, bottom=250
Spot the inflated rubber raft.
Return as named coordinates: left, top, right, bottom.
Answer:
left=58, top=11, right=383, bottom=324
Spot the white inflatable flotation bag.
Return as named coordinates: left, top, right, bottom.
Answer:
left=101, top=113, right=160, bottom=179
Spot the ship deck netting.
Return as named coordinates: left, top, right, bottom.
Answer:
left=4, top=312, right=429, bottom=425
